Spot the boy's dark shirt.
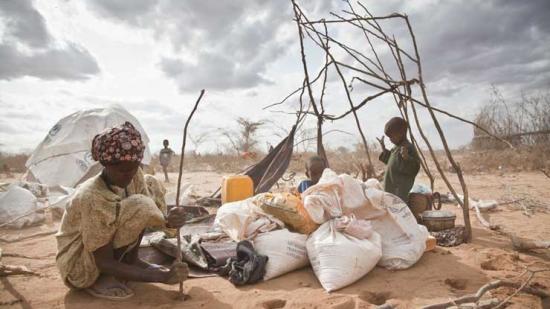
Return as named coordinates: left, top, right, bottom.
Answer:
left=379, top=140, right=420, bottom=202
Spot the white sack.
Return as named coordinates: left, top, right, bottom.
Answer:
left=364, top=178, right=383, bottom=190
left=333, top=215, right=374, bottom=240
left=254, top=229, right=309, bottom=280
left=339, top=174, right=373, bottom=218
left=307, top=220, right=382, bottom=292
left=364, top=187, right=429, bottom=270
left=214, top=198, right=284, bottom=242
left=303, top=170, right=375, bottom=224
left=302, top=169, right=343, bottom=224
left=0, top=185, right=45, bottom=228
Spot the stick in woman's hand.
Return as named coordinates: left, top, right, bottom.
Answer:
left=174, top=89, right=205, bottom=300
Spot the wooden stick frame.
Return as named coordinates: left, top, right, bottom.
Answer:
left=277, top=0, right=515, bottom=241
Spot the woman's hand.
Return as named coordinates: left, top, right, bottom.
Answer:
left=166, top=206, right=187, bottom=228
left=162, top=262, right=189, bottom=285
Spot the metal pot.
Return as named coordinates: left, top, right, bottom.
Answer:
left=421, top=210, right=456, bottom=232
left=408, top=192, right=442, bottom=222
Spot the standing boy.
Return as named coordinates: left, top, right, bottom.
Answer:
left=159, top=139, right=175, bottom=183
left=377, top=117, right=420, bottom=203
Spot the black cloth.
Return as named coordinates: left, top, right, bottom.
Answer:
left=218, top=240, right=268, bottom=285
left=430, top=226, right=465, bottom=247
left=243, top=125, right=296, bottom=194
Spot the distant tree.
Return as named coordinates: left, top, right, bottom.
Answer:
left=236, top=117, right=264, bottom=153
left=189, top=131, right=210, bottom=155
left=221, top=117, right=265, bottom=155
left=337, top=146, right=349, bottom=154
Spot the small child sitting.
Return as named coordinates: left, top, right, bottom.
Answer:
left=297, top=156, right=327, bottom=193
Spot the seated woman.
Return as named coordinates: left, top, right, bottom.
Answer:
left=297, top=155, right=327, bottom=193
left=56, top=122, right=188, bottom=300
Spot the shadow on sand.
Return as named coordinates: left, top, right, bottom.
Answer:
left=239, top=245, right=489, bottom=305
left=64, top=284, right=232, bottom=309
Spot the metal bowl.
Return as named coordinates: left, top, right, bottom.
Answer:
left=421, top=210, right=456, bottom=232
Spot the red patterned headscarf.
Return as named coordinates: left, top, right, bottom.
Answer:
left=91, top=122, right=145, bottom=165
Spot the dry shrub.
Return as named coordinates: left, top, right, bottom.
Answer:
left=150, top=152, right=263, bottom=174
left=451, top=145, right=550, bottom=173
left=150, top=144, right=387, bottom=179
left=286, top=145, right=385, bottom=180
left=472, top=88, right=550, bottom=149
left=0, top=153, right=29, bottom=173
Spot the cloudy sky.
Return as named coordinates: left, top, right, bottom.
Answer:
left=0, top=0, right=549, bottom=155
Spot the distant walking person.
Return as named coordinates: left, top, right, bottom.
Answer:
left=159, top=139, right=175, bottom=183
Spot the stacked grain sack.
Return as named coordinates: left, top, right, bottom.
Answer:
left=302, top=169, right=428, bottom=291
left=213, top=168, right=428, bottom=291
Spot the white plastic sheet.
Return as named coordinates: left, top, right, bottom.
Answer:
left=25, top=105, right=152, bottom=187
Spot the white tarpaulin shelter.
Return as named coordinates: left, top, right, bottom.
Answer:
left=24, top=105, right=152, bottom=187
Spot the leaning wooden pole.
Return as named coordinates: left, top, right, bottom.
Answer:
left=291, top=1, right=334, bottom=169
left=174, top=89, right=205, bottom=299
left=402, top=16, right=472, bottom=241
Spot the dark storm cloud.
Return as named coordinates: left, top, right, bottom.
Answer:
left=159, top=50, right=278, bottom=91
left=84, top=0, right=333, bottom=92
left=82, top=0, right=157, bottom=25
left=369, top=0, right=550, bottom=89
left=0, top=0, right=99, bottom=80
left=0, top=0, right=50, bottom=47
left=0, top=43, right=100, bottom=80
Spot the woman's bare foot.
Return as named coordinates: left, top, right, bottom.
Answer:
left=85, top=275, right=134, bottom=301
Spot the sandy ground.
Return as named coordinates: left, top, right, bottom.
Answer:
left=1, top=171, right=550, bottom=308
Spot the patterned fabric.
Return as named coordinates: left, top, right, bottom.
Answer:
left=55, top=168, right=166, bottom=288
left=91, top=121, right=145, bottom=165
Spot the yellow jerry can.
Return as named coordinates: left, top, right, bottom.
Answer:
left=221, top=175, right=254, bottom=204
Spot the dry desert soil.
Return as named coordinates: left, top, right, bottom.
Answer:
left=1, top=171, right=549, bottom=309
